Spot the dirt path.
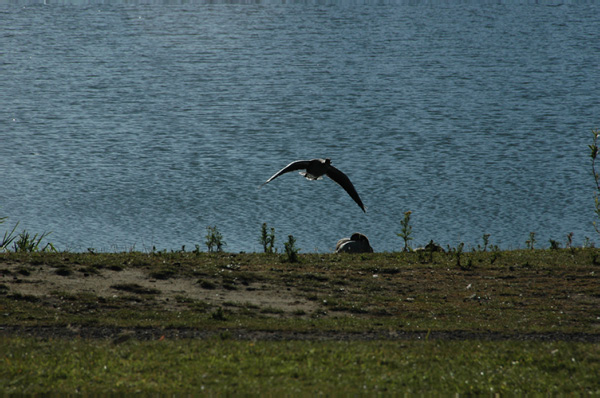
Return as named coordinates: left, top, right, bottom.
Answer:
left=1, top=261, right=318, bottom=315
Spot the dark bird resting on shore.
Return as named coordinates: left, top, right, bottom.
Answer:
left=261, top=158, right=366, bottom=212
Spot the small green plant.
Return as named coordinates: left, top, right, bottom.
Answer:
left=549, top=239, right=560, bottom=250
left=13, top=230, right=55, bottom=253
left=481, top=234, right=491, bottom=252
left=526, top=232, right=536, bottom=250
left=590, top=129, right=600, bottom=234
left=454, top=242, right=465, bottom=268
left=1, top=214, right=55, bottom=253
left=397, top=211, right=413, bottom=252
left=193, top=244, right=201, bottom=255
left=260, top=222, right=276, bottom=254
left=0, top=216, right=19, bottom=252
left=566, top=232, right=574, bottom=250
left=284, top=235, right=299, bottom=263
left=205, top=225, right=225, bottom=253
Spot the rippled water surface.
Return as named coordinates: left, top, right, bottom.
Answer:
left=2, top=2, right=600, bottom=252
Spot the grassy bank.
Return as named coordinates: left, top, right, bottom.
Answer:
left=1, top=249, right=600, bottom=393
left=1, top=249, right=599, bottom=334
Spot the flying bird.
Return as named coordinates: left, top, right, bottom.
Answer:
left=261, top=158, right=366, bottom=212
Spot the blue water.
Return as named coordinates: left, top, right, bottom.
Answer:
left=1, top=1, right=600, bottom=253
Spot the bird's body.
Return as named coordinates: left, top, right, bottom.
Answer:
left=335, top=232, right=374, bottom=253
left=261, top=158, right=366, bottom=212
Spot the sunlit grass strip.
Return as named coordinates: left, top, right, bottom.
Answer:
left=2, top=337, right=599, bottom=395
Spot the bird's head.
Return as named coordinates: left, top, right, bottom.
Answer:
left=324, top=158, right=331, bottom=165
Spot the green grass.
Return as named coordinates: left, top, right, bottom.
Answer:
left=2, top=337, right=599, bottom=395
left=1, top=249, right=600, bottom=393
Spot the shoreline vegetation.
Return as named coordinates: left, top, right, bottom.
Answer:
left=1, top=249, right=600, bottom=394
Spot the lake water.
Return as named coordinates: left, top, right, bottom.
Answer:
left=1, top=1, right=600, bottom=253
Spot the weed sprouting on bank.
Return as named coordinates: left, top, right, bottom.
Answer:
left=205, top=226, right=225, bottom=253
left=1, top=215, right=55, bottom=253
left=526, top=232, right=536, bottom=250
left=481, top=234, right=491, bottom=251
left=13, top=231, right=56, bottom=253
left=397, top=211, right=413, bottom=252
left=453, top=242, right=465, bottom=268
left=284, top=235, right=299, bottom=263
left=588, top=130, right=600, bottom=247
left=566, top=232, right=574, bottom=249
left=0, top=216, right=19, bottom=252
left=260, top=223, right=276, bottom=254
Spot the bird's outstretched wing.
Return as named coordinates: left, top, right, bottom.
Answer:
left=326, top=166, right=366, bottom=212
left=261, top=160, right=310, bottom=187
